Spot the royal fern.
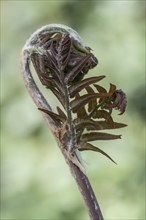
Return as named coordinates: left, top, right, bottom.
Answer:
left=26, top=24, right=127, bottom=170
left=21, top=24, right=128, bottom=219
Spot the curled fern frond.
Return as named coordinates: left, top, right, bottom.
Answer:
left=24, top=24, right=127, bottom=166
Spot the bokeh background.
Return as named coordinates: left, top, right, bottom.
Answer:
left=1, top=1, right=145, bottom=219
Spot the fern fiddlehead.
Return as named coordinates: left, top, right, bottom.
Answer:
left=21, top=24, right=127, bottom=219
left=24, top=24, right=127, bottom=168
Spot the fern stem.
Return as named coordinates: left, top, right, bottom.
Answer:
left=64, top=84, right=77, bottom=152
left=20, top=49, right=104, bottom=220
left=67, top=158, right=104, bottom=220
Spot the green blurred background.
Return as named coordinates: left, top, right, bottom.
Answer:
left=1, top=1, right=145, bottom=219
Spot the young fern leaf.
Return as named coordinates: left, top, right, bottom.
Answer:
left=27, top=24, right=127, bottom=167
left=71, top=93, right=110, bottom=113
left=38, top=108, right=66, bottom=125
left=69, top=76, right=105, bottom=98
left=57, top=33, right=72, bottom=71
left=81, top=132, right=121, bottom=142
left=79, top=142, right=117, bottom=164
left=65, top=54, right=93, bottom=84
left=75, top=119, right=127, bottom=131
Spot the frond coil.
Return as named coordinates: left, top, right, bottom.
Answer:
left=24, top=24, right=127, bottom=165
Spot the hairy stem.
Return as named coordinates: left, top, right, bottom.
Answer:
left=20, top=49, right=104, bottom=220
